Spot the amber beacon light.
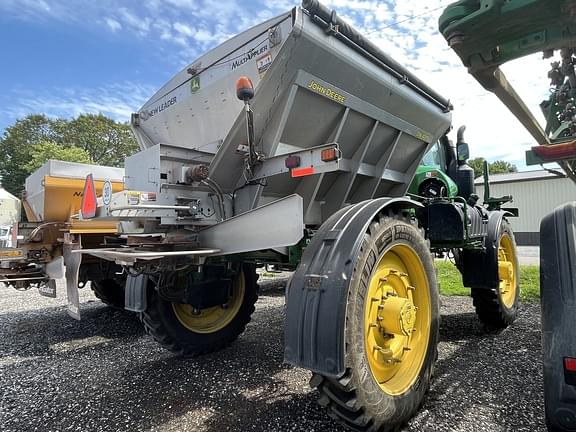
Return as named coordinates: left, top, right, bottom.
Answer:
left=236, top=76, right=254, bottom=101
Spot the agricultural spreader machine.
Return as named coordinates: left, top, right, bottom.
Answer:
left=2, top=1, right=524, bottom=430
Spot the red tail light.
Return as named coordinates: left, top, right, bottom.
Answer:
left=565, top=357, right=576, bottom=372
left=291, top=166, right=315, bottom=178
left=80, top=174, right=97, bottom=219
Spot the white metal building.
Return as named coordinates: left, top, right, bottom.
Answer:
left=475, top=170, right=576, bottom=245
left=0, top=185, right=21, bottom=248
left=0, top=187, right=20, bottom=225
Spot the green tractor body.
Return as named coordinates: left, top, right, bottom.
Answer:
left=408, top=159, right=459, bottom=200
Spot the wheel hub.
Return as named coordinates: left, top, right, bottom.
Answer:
left=364, top=245, right=431, bottom=396
left=367, top=271, right=417, bottom=365
left=497, top=234, right=518, bottom=308
left=173, top=271, right=246, bottom=334
left=377, top=293, right=416, bottom=337
left=498, top=260, right=513, bottom=294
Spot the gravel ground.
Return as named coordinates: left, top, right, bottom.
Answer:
left=0, top=279, right=545, bottom=432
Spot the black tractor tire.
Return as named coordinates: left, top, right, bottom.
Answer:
left=541, top=202, right=576, bottom=432
left=471, top=219, right=520, bottom=330
left=91, top=278, right=126, bottom=309
left=140, top=264, right=258, bottom=357
left=311, top=213, right=440, bottom=432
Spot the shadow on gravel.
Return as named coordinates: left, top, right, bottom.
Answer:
left=1, top=298, right=345, bottom=432
left=200, top=392, right=334, bottom=432
left=439, top=311, right=486, bottom=341
left=104, top=342, right=330, bottom=432
left=410, top=304, right=545, bottom=432
left=0, top=286, right=544, bottom=432
left=0, top=303, right=144, bottom=357
left=258, top=278, right=289, bottom=298
left=102, top=298, right=343, bottom=432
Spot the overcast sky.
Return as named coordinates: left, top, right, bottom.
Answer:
left=0, top=0, right=557, bottom=170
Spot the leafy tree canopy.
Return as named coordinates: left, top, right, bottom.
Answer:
left=24, top=141, right=92, bottom=173
left=0, top=114, right=138, bottom=195
left=489, top=160, right=518, bottom=175
left=468, top=157, right=518, bottom=178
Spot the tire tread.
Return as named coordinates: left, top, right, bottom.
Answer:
left=470, top=219, right=519, bottom=330
left=91, top=278, right=125, bottom=309
left=312, top=210, right=438, bottom=432
left=140, top=265, right=258, bottom=357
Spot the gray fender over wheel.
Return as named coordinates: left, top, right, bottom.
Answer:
left=310, top=212, right=439, bottom=431
left=285, top=198, right=438, bottom=431
left=541, top=202, right=576, bottom=432
left=284, top=197, right=423, bottom=376
left=458, top=212, right=520, bottom=330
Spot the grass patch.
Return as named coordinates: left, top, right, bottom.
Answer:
left=435, top=261, right=540, bottom=303
left=519, top=265, right=540, bottom=302
left=436, top=261, right=468, bottom=297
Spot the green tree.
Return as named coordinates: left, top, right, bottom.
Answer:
left=0, top=113, right=137, bottom=195
left=468, top=157, right=486, bottom=178
left=467, top=157, right=518, bottom=178
left=58, top=114, right=139, bottom=167
left=0, top=115, right=59, bottom=196
left=489, top=160, right=518, bottom=175
left=24, top=141, right=92, bottom=173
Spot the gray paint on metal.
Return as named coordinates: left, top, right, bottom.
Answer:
left=251, top=143, right=340, bottom=182
left=86, top=2, right=451, bottom=259
left=322, top=120, right=379, bottom=217
left=293, top=71, right=432, bottom=143
left=78, top=248, right=220, bottom=265
left=125, top=274, right=148, bottom=312
left=64, top=241, right=81, bottom=320
left=197, top=194, right=304, bottom=255
left=351, top=130, right=403, bottom=202
left=296, top=174, right=325, bottom=225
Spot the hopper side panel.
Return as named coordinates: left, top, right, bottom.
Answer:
left=134, top=14, right=294, bottom=152
left=210, top=10, right=451, bottom=199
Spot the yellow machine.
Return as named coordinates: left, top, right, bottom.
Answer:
left=0, top=160, right=125, bottom=309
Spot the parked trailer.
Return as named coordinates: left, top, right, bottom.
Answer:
left=0, top=160, right=127, bottom=311
left=64, top=1, right=520, bottom=429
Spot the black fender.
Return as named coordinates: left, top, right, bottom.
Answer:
left=540, top=202, right=576, bottom=430
left=460, top=210, right=509, bottom=289
left=284, top=197, right=422, bottom=377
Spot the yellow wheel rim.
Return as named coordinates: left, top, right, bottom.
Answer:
left=498, top=234, right=518, bottom=308
left=364, top=244, right=431, bottom=396
left=172, top=271, right=245, bottom=334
